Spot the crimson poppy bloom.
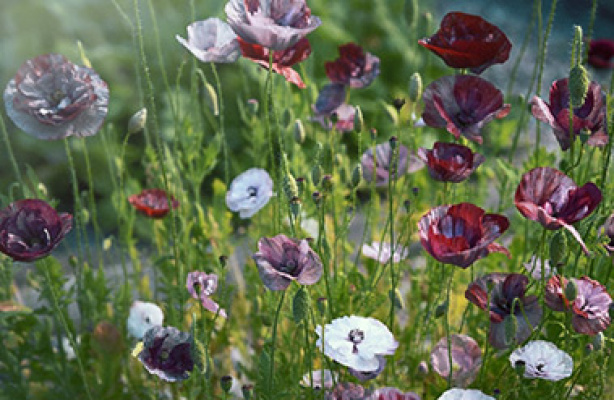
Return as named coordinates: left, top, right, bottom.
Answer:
left=0, top=199, right=72, bottom=262
left=514, top=167, right=602, bottom=254
left=418, top=12, right=511, bottom=74
left=325, top=43, right=380, bottom=89
left=136, top=326, right=196, bottom=382
left=419, top=203, right=509, bottom=268
left=129, top=189, right=179, bottom=218
left=465, top=273, right=542, bottom=349
left=238, top=37, right=310, bottom=88
left=531, top=78, right=608, bottom=151
left=417, top=141, right=485, bottom=183
left=588, top=39, right=614, bottom=69
left=421, top=75, right=510, bottom=144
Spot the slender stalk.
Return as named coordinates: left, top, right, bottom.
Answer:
left=443, top=267, right=455, bottom=389
left=211, top=64, right=229, bottom=186
left=81, top=139, right=103, bottom=265
left=0, top=114, right=23, bottom=194
left=268, top=290, right=286, bottom=397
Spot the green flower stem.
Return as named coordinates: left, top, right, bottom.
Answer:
left=211, top=63, right=229, bottom=187
left=82, top=139, right=103, bottom=266
left=0, top=114, right=23, bottom=195
left=387, top=141, right=400, bottom=380
left=443, top=267, right=455, bottom=389
left=267, top=290, right=286, bottom=398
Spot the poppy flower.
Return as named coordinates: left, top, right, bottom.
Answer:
left=310, top=83, right=356, bottom=132
left=4, top=53, right=109, bottom=140
left=326, top=382, right=369, bottom=400
left=226, top=168, right=274, bottom=219
left=128, top=189, right=179, bottom=218
left=135, top=326, right=196, bottom=382
left=0, top=199, right=72, bottom=262
left=421, top=75, right=510, bottom=144
left=185, top=271, right=227, bottom=318
left=437, top=389, right=494, bottom=400
left=601, top=213, right=614, bottom=254
left=418, top=12, right=511, bottom=74
left=300, top=369, right=337, bottom=389
left=225, top=0, right=321, bottom=51
left=362, top=242, right=408, bottom=264
left=465, top=273, right=542, bottom=349
left=587, top=39, right=614, bottom=69
left=127, top=301, right=164, bottom=339
left=361, top=141, right=423, bottom=187
left=417, top=141, right=485, bottom=183
left=418, top=203, right=510, bottom=269
left=348, top=355, right=386, bottom=381
left=325, top=43, right=380, bottom=89
left=238, top=36, right=310, bottom=88
left=430, top=334, right=481, bottom=387
left=531, top=78, right=608, bottom=150
left=509, top=340, right=573, bottom=381
left=252, top=234, right=322, bottom=290
left=514, top=167, right=602, bottom=254
left=371, top=387, right=421, bottom=400
left=176, top=18, right=241, bottom=63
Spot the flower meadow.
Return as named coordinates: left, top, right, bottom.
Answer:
left=2, top=0, right=614, bottom=399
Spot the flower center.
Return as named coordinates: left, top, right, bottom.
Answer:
left=280, top=260, right=296, bottom=273
left=247, top=186, right=259, bottom=198
left=348, top=328, right=365, bottom=353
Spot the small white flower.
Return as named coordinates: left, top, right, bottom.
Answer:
left=127, top=301, right=164, bottom=339
left=509, top=340, right=573, bottom=381
left=362, top=242, right=408, bottom=264
left=437, top=388, right=495, bottom=400
left=524, top=256, right=557, bottom=280
left=176, top=18, right=241, bottom=63
left=299, top=369, right=336, bottom=389
left=315, top=315, right=398, bottom=372
left=226, top=168, right=274, bottom=219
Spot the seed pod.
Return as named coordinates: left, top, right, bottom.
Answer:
left=290, top=196, right=301, bottom=219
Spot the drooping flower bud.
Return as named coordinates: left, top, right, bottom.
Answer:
left=408, top=72, right=423, bottom=103
left=294, top=119, right=306, bottom=144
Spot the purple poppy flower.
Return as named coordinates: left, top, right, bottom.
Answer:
left=176, top=18, right=241, bottom=63
left=252, top=234, right=323, bottom=290
left=514, top=167, right=602, bottom=254
left=326, top=382, right=369, bottom=400
left=421, top=75, right=510, bottom=144
left=588, top=39, right=614, bottom=69
left=186, top=271, right=227, bottom=318
left=4, top=54, right=109, bottom=140
left=325, top=43, right=380, bottom=89
left=225, top=0, right=322, bottom=51
left=361, top=141, right=423, bottom=187
left=418, top=203, right=510, bottom=269
left=430, top=334, right=481, bottom=387
left=465, top=273, right=542, bottom=349
left=417, top=141, right=485, bottom=183
left=311, top=83, right=356, bottom=132
left=135, top=326, right=195, bottom=382
left=0, top=199, right=72, bottom=262
left=531, top=78, right=608, bottom=151
left=370, top=387, right=421, bottom=400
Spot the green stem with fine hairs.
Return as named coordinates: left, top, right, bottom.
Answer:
left=0, top=114, right=23, bottom=195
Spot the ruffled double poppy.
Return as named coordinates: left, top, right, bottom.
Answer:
left=128, top=189, right=179, bottom=219
left=325, top=43, right=380, bottom=89
left=417, top=141, right=484, bottom=183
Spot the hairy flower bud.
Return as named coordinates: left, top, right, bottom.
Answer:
left=409, top=72, right=423, bottom=103
left=294, top=119, right=306, bottom=144
left=564, top=279, right=578, bottom=303
left=293, top=286, right=311, bottom=324
left=549, top=231, right=567, bottom=266
left=354, top=105, right=364, bottom=133
left=351, top=163, right=362, bottom=188
left=569, top=64, right=590, bottom=108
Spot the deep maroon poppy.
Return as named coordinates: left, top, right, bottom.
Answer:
left=0, top=199, right=72, bottom=262
left=514, top=167, right=602, bottom=254
left=238, top=37, right=311, bottom=88
left=418, top=203, right=510, bottom=268
left=325, top=43, right=380, bottom=89
left=418, top=12, right=511, bottom=74
left=136, top=326, right=195, bottom=382
left=252, top=234, right=323, bottom=290
left=588, top=39, right=614, bottom=69
left=465, top=273, right=542, bottom=349
left=421, top=75, right=510, bottom=144
left=185, top=271, right=227, bottom=318
left=417, top=141, right=485, bottom=183
left=531, top=78, right=608, bottom=151
left=128, top=189, right=179, bottom=218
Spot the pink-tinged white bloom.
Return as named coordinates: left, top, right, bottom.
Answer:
left=316, top=315, right=398, bottom=372
left=523, top=256, right=556, bottom=281
left=225, top=0, right=322, bottom=51
left=186, top=271, right=227, bottom=318
left=176, top=18, right=241, bottom=63
left=226, top=168, right=274, bottom=218
left=370, top=387, right=421, bottom=400
left=437, top=389, right=495, bottom=400
left=509, top=340, right=573, bottom=381
left=4, top=53, right=109, bottom=140
left=430, top=334, right=481, bottom=387
left=362, top=242, right=408, bottom=264
left=300, top=369, right=337, bottom=389
left=127, top=301, right=164, bottom=339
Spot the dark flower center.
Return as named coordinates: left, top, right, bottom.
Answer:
left=247, top=186, right=259, bottom=197
left=348, top=328, right=365, bottom=352
left=279, top=259, right=296, bottom=273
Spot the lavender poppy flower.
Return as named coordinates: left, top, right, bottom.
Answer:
left=253, top=234, right=322, bottom=290
left=437, top=389, right=494, bottom=400
left=361, top=142, right=422, bottom=187
left=0, top=199, right=72, bottom=262
left=430, top=334, right=481, bottom=387
left=514, top=167, right=602, bottom=255
left=417, top=141, right=485, bottom=183
left=325, top=43, right=380, bottom=89
left=135, top=326, right=195, bottom=382
left=176, top=18, right=241, bottom=63
left=418, top=203, right=510, bottom=269
left=326, top=382, right=369, bottom=400
left=129, top=189, right=179, bottom=219
left=226, top=168, right=273, bottom=219
left=370, top=387, right=421, bottom=400
left=421, top=75, right=510, bottom=144
left=4, top=54, right=109, bottom=140
left=531, top=78, right=608, bottom=150
left=509, top=340, right=573, bottom=381
left=465, top=273, right=542, bottom=349
left=225, top=0, right=322, bottom=51
left=186, top=271, right=227, bottom=318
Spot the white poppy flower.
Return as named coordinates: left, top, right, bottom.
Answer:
left=299, top=369, right=336, bottom=389
left=315, top=315, right=398, bottom=372
left=509, top=340, right=573, bottom=381
left=127, top=301, right=164, bottom=339
left=226, top=168, right=274, bottom=219
left=176, top=18, right=240, bottom=63
left=362, top=242, right=408, bottom=264
left=437, top=388, right=495, bottom=400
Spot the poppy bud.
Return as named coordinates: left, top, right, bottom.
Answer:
left=351, top=164, right=362, bottom=188
left=569, top=64, right=590, bottom=108
left=593, top=332, right=604, bottom=351
left=409, top=72, right=423, bottom=103
left=282, top=108, right=293, bottom=128
left=564, top=279, right=578, bottom=303
left=311, top=165, right=322, bottom=187
left=354, top=106, right=364, bottom=133
left=316, top=297, right=327, bottom=316
left=294, top=119, right=306, bottom=144
left=549, top=231, right=567, bottom=266
left=282, top=172, right=299, bottom=201
left=220, top=375, right=233, bottom=393
left=434, top=300, right=448, bottom=318
left=312, top=191, right=322, bottom=207
left=127, top=108, right=147, bottom=134
left=292, top=286, right=311, bottom=324
left=204, top=82, right=219, bottom=116
left=503, top=314, right=518, bottom=346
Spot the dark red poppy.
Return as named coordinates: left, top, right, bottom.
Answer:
left=418, top=12, right=511, bottom=74
left=588, top=39, right=614, bottom=69
left=418, top=203, right=510, bottom=268
left=531, top=78, right=608, bottom=151
left=0, top=199, right=72, bottom=262
left=421, top=75, right=510, bottom=144
left=238, top=37, right=311, bottom=88
left=514, top=167, right=602, bottom=254
left=325, top=43, right=380, bottom=88
left=136, top=326, right=195, bottom=382
left=417, top=141, right=485, bottom=183
left=129, top=189, right=179, bottom=218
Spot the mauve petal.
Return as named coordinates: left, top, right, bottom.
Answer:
left=253, top=256, right=292, bottom=290
left=500, top=274, right=528, bottom=300
left=545, top=275, right=569, bottom=311
left=556, top=183, right=602, bottom=225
